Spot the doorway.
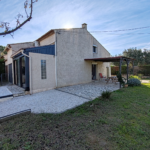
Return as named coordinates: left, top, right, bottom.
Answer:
left=14, top=56, right=26, bottom=88
left=8, top=64, right=12, bottom=83
left=92, top=64, right=97, bottom=80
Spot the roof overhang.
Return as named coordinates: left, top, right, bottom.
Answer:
left=85, top=56, right=134, bottom=62
left=3, top=45, right=11, bottom=52
left=11, top=49, right=23, bottom=58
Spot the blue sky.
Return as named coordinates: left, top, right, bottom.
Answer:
left=0, top=0, right=150, bottom=55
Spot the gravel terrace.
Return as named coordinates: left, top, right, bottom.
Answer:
left=0, top=82, right=120, bottom=118
left=7, top=85, right=25, bottom=96
left=0, top=90, right=89, bottom=118
left=57, top=81, right=120, bottom=100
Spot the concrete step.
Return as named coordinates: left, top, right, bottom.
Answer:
left=0, top=95, right=13, bottom=103
left=13, top=93, right=26, bottom=97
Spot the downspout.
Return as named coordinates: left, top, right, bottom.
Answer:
left=55, top=31, right=57, bottom=87
left=21, top=50, right=32, bottom=95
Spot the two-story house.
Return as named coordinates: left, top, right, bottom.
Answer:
left=5, top=23, right=111, bottom=94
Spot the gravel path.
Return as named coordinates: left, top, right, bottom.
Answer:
left=0, top=90, right=89, bottom=118
left=0, top=86, right=12, bottom=97
left=57, top=82, right=120, bottom=100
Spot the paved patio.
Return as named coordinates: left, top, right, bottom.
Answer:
left=57, top=81, right=120, bottom=100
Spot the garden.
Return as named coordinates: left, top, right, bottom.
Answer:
left=0, top=77, right=150, bottom=150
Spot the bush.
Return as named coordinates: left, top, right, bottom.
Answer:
left=0, top=59, right=5, bottom=75
left=129, top=75, right=141, bottom=80
left=101, top=91, right=112, bottom=99
left=138, top=74, right=143, bottom=79
left=127, top=78, right=141, bottom=87
left=117, top=73, right=126, bottom=85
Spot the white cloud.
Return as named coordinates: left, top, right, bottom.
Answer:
left=0, top=0, right=150, bottom=55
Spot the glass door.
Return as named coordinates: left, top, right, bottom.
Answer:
left=21, top=57, right=26, bottom=88
left=17, top=59, right=21, bottom=86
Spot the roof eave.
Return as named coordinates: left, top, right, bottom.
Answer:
left=11, top=49, right=24, bottom=58
left=36, top=29, right=55, bottom=42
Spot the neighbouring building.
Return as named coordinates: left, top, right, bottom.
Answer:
left=3, top=42, right=34, bottom=83
left=4, top=23, right=111, bottom=94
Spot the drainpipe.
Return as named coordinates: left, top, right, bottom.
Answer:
left=55, top=31, right=58, bottom=88
left=21, top=50, right=32, bottom=95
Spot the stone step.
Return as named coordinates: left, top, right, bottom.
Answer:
left=13, top=93, right=26, bottom=97
left=0, top=95, right=13, bottom=103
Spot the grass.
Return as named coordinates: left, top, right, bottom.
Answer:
left=0, top=83, right=150, bottom=150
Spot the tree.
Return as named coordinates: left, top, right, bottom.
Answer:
left=113, top=48, right=150, bottom=66
left=0, top=0, right=38, bottom=37
left=123, top=48, right=150, bottom=66
left=0, top=45, right=6, bottom=57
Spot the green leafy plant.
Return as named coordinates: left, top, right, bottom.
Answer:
left=117, top=73, right=126, bottom=85
left=127, top=78, right=141, bottom=87
left=129, top=75, right=141, bottom=80
left=138, top=74, right=143, bottom=79
left=101, top=91, right=112, bottom=99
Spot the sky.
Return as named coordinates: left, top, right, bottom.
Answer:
left=0, top=0, right=150, bottom=56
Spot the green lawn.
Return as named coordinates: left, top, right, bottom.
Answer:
left=0, top=83, right=150, bottom=150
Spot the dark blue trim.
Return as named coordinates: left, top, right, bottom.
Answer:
left=0, top=94, right=13, bottom=99
left=25, top=56, right=30, bottom=91
left=13, top=53, right=23, bottom=59
left=24, top=45, right=55, bottom=55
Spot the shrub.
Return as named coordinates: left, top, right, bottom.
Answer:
left=129, top=75, right=141, bottom=80
left=117, top=73, right=126, bottom=85
left=138, top=74, right=143, bottom=79
left=101, top=91, right=112, bottom=99
left=127, top=78, right=141, bottom=87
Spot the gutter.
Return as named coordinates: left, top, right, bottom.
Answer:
left=55, top=30, right=57, bottom=87
left=21, top=50, right=32, bottom=95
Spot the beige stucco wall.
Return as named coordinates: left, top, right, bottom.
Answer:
left=56, top=28, right=111, bottom=87
left=40, top=34, right=55, bottom=46
left=5, top=49, right=13, bottom=66
left=29, top=52, right=56, bottom=93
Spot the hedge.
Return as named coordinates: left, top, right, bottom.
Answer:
left=111, top=66, right=127, bottom=75
left=0, top=59, right=5, bottom=75
left=111, top=65, right=150, bottom=76
left=138, top=65, right=150, bottom=76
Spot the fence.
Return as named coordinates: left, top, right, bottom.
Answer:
left=111, top=66, right=133, bottom=75
left=111, top=65, right=150, bottom=77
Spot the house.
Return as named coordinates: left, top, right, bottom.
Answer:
left=4, top=23, right=111, bottom=94
left=3, top=42, right=35, bottom=83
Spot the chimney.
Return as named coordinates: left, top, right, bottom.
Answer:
left=82, top=23, right=87, bottom=30
left=34, top=41, right=40, bottom=47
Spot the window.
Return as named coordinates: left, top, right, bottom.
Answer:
left=41, top=60, right=46, bottom=79
left=93, top=46, right=97, bottom=53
